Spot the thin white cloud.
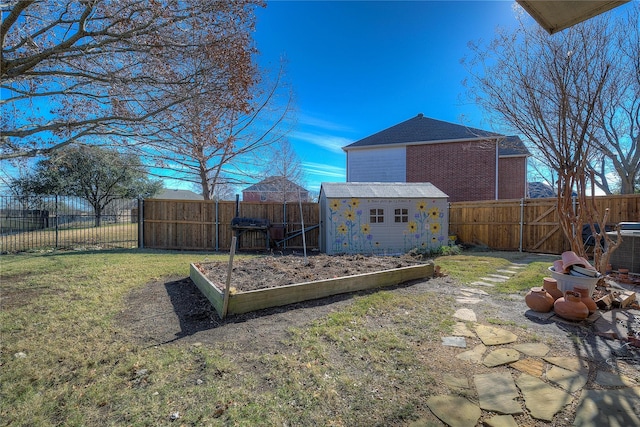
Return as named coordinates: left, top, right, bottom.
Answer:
left=303, top=161, right=345, bottom=179
left=292, top=130, right=352, bottom=154
left=297, top=112, right=354, bottom=133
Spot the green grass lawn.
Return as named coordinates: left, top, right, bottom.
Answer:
left=0, top=249, right=552, bottom=426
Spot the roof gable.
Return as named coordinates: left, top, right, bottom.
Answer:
left=343, top=114, right=529, bottom=157
left=320, top=182, right=448, bottom=199
left=243, top=176, right=308, bottom=193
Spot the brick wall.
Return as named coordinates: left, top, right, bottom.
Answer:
left=406, top=142, right=497, bottom=202
left=498, top=157, right=527, bottom=199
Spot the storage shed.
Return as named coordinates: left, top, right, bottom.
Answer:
left=319, top=182, right=449, bottom=255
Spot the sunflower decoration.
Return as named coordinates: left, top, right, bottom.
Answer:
left=430, top=223, right=441, bottom=234
left=349, top=198, right=360, bottom=208
left=361, top=224, right=370, bottom=234
left=428, top=207, right=440, bottom=219
left=417, top=200, right=427, bottom=212
left=330, top=200, right=341, bottom=211
left=337, top=224, right=348, bottom=235
left=344, top=209, right=355, bottom=221
left=407, top=221, right=418, bottom=233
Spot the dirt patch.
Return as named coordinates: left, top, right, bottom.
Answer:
left=120, top=252, right=640, bottom=426
left=193, top=253, right=428, bottom=292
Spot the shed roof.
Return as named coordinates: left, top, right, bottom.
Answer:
left=343, top=114, right=529, bottom=157
left=320, top=182, right=448, bottom=199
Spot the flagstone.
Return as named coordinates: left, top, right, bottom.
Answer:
left=456, top=297, right=483, bottom=304
left=425, top=395, right=481, bottom=427
left=497, top=269, right=519, bottom=274
left=512, top=343, right=550, bottom=357
left=471, top=281, right=495, bottom=287
left=546, top=365, right=588, bottom=392
left=594, top=370, right=636, bottom=387
left=443, top=373, right=470, bottom=391
left=573, top=387, right=640, bottom=427
left=516, top=373, right=572, bottom=421
left=456, top=343, right=487, bottom=363
left=460, top=287, right=489, bottom=296
left=452, top=322, right=476, bottom=338
left=475, top=324, right=518, bottom=345
left=442, top=336, right=467, bottom=348
left=543, top=356, right=589, bottom=372
left=510, top=358, right=545, bottom=377
left=483, top=348, right=520, bottom=367
left=454, top=308, right=477, bottom=322
left=480, top=276, right=507, bottom=283
left=487, top=274, right=512, bottom=280
left=484, top=414, right=518, bottom=427
left=474, top=372, right=522, bottom=415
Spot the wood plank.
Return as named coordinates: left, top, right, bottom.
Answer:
left=189, top=263, right=224, bottom=316
left=190, top=262, right=433, bottom=317
left=228, top=263, right=433, bottom=315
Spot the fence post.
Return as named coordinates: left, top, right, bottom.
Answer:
left=519, top=198, right=524, bottom=252
left=215, top=199, right=219, bottom=252
left=55, top=194, right=59, bottom=249
left=138, top=198, right=144, bottom=248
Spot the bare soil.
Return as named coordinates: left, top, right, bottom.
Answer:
left=193, top=253, right=428, bottom=292
left=121, top=252, right=640, bottom=426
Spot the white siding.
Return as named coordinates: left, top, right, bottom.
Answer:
left=347, top=147, right=406, bottom=182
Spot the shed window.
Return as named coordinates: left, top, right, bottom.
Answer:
left=370, top=208, right=384, bottom=223
left=394, top=208, right=408, bottom=223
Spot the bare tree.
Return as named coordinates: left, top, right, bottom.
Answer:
left=257, top=140, right=307, bottom=203
left=136, top=61, right=294, bottom=200
left=464, top=7, right=625, bottom=271
left=588, top=4, right=640, bottom=195
left=1, top=0, right=263, bottom=160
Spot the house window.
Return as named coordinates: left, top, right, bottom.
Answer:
left=394, top=208, right=408, bottom=223
left=370, top=208, right=384, bottom=223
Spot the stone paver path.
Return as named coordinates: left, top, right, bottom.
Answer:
left=420, top=260, right=640, bottom=426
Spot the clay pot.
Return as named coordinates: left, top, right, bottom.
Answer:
left=619, top=268, right=630, bottom=279
left=525, top=286, right=554, bottom=313
left=554, top=291, right=589, bottom=321
left=573, top=286, right=597, bottom=314
left=553, top=259, right=567, bottom=274
left=543, top=277, right=563, bottom=301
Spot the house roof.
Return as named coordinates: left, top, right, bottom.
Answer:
left=343, top=114, right=530, bottom=157
left=320, top=182, right=448, bottom=199
left=243, top=176, right=308, bottom=193
left=152, top=189, right=203, bottom=200
left=517, top=0, right=629, bottom=35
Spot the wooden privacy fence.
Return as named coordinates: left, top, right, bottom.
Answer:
left=143, top=199, right=320, bottom=251
left=143, top=194, right=639, bottom=253
left=449, top=194, right=640, bottom=254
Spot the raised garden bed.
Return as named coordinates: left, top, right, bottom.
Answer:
left=190, top=255, right=434, bottom=318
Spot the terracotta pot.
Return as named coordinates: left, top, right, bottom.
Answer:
left=543, top=277, right=563, bottom=301
left=554, top=291, right=589, bottom=321
left=561, top=251, right=587, bottom=271
left=525, top=287, right=554, bottom=313
left=553, top=259, right=566, bottom=274
left=573, top=286, right=597, bottom=314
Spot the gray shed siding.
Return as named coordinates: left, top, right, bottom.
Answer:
left=319, top=183, right=449, bottom=255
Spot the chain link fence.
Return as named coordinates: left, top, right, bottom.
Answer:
left=0, top=195, right=141, bottom=253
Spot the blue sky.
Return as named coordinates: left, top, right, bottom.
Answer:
left=253, top=1, right=522, bottom=194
